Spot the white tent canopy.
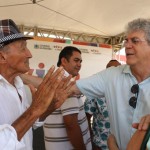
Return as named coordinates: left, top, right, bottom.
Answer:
left=1, top=0, right=150, bottom=36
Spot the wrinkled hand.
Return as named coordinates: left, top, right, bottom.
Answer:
left=132, top=114, right=150, bottom=131
left=31, top=66, right=64, bottom=116
left=40, top=75, right=75, bottom=120
left=27, top=84, right=36, bottom=99
left=53, top=76, right=75, bottom=109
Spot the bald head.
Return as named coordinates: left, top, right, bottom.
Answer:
left=106, top=60, right=121, bottom=68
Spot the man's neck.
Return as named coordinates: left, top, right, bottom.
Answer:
left=0, top=69, right=17, bottom=85
left=130, top=64, right=150, bottom=83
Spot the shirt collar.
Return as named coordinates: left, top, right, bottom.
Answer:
left=122, top=65, right=133, bottom=75
left=64, top=70, right=70, bottom=77
left=0, top=75, right=24, bottom=89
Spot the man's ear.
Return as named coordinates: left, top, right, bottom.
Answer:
left=61, top=57, right=67, bottom=66
left=0, top=51, right=7, bottom=63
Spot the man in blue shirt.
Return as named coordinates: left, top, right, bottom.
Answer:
left=70, top=18, right=150, bottom=150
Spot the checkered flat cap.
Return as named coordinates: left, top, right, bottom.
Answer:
left=0, top=19, right=33, bottom=48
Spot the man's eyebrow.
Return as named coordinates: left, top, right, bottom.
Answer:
left=74, top=58, right=81, bottom=60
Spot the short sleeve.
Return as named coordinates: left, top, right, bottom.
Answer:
left=61, top=97, right=80, bottom=116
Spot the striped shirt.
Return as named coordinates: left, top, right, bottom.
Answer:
left=44, top=97, right=92, bottom=150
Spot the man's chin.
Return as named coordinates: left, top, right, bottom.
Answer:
left=21, top=67, right=30, bottom=74
left=126, top=60, right=136, bottom=66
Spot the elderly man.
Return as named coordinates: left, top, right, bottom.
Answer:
left=0, top=19, right=73, bottom=150
left=69, top=18, right=150, bottom=150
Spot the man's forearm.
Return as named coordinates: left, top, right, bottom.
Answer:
left=39, top=108, right=54, bottom=121
left=107, top=134, right=119, bottom=150
left=66, top=124, right=86, bottom=150
left=64, top=115, right=86, bottom=150
left=12, top=107, right=40, bottom=140
left=20, top=74, right=42, bottom=88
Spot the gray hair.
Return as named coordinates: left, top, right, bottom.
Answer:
left=125, top=18, right=150, bottom=45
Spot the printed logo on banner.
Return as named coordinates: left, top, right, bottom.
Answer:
left=79, top=48, right=89, bottom=53
left=35, top=63, right=45, bottom=78
left=35, top=69, right=45, bottom=78
left=53, top=45, right=63, bottom=51
left=91, top=49, right=101, bottom=54
left=28, top=63, right=46, bottom=78
left=34, top=44, right=52, bottom=50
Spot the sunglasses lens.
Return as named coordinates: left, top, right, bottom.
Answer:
left=129, top=97, right=137, bottom=108
left=131, top=84, right=139, bottom=94
left=129, top=84, right=139, bottom=108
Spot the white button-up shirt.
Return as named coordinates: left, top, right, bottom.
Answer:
left=0, top=124, right=25, bottom=150
left=0, top=75, right=32, bottom=150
